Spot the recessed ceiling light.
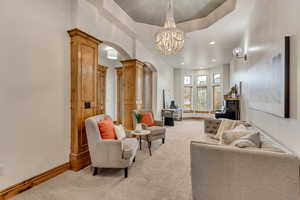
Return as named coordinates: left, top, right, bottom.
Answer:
left=212, top=59, right=217, bottom=62
left=209, top=41, right=216, bottom=45
left=181, top=62, right=185, bottom=65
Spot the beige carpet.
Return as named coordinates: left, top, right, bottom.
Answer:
left=13, top=120, right=203, bottom=200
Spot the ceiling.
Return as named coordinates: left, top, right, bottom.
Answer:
left=93, top=0, right=254, bottom=69
left=113, top=0, right=227, bottom=26
left=133, top=0, right=254, bottom=69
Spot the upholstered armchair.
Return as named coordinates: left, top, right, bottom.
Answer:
left=132, top=110, right=166, bottom=155
left=85, top=114, right=138, bottom=178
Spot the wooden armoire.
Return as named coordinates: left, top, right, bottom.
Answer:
left=68, top=29, right=106, bottom=171
left=121, top=59, right=144, bottom=130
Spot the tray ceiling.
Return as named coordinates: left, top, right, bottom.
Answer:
left=113, top=0, right=227, bottom=26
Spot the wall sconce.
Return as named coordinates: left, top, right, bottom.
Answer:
left=233, top=47, right=247, bottom=61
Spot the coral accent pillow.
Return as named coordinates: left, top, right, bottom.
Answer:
left=98, top=118, right=116, bottom=140
left=141, top=112, right=155, bottom=126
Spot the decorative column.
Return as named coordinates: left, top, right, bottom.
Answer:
left=96, top=65, right=108, bottom=115
left=121, top=59, right=144, bottom=130
left=116, top=67, right=124, bottom=124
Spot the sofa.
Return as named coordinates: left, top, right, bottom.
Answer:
left=85, top=114, right=139, bottom=178
left=190, top=119, right=300, bottom=200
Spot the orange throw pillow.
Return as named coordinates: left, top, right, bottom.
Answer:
left=98, top=118, right=116, bottom=140
left=141, top=112, right=155, bottom=126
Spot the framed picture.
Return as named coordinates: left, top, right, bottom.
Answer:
left=248, top=36, right=290, bottom=118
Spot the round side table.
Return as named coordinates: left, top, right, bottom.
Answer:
left=132, top=130, right=152, bottom=156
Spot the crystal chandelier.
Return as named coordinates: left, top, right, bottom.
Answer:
left=155, top=0, right=184, bottom=55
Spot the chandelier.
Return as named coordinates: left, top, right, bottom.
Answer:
left=155, top=0, right=184, bottom=55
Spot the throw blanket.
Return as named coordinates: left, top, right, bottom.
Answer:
left=214, top=119, right=237, bottom=142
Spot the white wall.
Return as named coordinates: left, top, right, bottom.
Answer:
left=230, top=0, right=300, bottom=155
left=0, top=0, right=175, bottom=190
left=0, top=0, right=71, bottom=190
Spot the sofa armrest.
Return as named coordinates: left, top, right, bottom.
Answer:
left=204, top=119, right=221, bottom=135
left=190, top=141, right=300, bottom=200
left=154, top=120, right=164, bottom=127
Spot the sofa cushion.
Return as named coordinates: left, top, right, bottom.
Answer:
left=146, top=126, right=166, bottom=135
left=122, top=138, right=138, bottom=160
left=205, top=120, right=221, bottom=135
left=98, top=118, right=116, bottom=140
left=114, top=125, right=126, bottom=140
left=141, top=112, right=155, bottom=126
left=222, top=124, right=254, bottom=144
left=231, top=132, right=261, bottom=148
left=215, top=119, right=237, bottom=140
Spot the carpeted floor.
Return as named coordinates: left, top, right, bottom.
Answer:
left=13, top=120, right=203, bottom=200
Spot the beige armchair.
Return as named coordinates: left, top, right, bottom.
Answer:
left=85, top=114, right=138, bottom=178
left=132, top=110, right=166, bottom=156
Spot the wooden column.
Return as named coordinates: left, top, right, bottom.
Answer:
left=143, top=65, right=153, bottom=110
left=121, top=59, right=144, bottom=130
left=116, top=67, right=124, bottom=124
left=96, top=65, right=108, bottom=115
left=68, top=29, right=102, bottom=171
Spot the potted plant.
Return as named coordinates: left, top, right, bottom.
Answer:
left=135, top=113, right=143, bottom=132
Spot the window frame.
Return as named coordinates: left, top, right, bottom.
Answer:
left=184, top=75, right=193, bottom=86
left=196, top=75, right=208, bottom=86
left=183, top=85, right=193, bottom=111
left=212, top=72, right=221, bottom=85
left=212, top=85, right=222, bottom=111
left=195, top=86, right=208, bottom=112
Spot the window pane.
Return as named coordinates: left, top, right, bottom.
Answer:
left=213, top=86, right=222, bottom=110
left=183, top=86, right=192, bottom=110
left=213, top=73, right=221, bottom=84
left=197, top=75, right=207, bottom=86
left=195, top=87, right=208, bottom=111
left=184, top=76, right=192, bottom=85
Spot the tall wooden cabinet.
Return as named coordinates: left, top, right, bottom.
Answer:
left=68, top=29, right=102, bottom=171
left=121, top=59, right=144, bottom=130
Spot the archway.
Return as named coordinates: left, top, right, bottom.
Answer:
left=144, top=62, right=158, bottom=118
left=98, top=42, right=132, bottom=122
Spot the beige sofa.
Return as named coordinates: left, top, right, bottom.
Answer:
left=190, top=119, right=300, bottom=200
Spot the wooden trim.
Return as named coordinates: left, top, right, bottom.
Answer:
left=224, top=97, right=240, bottom=101
left=0, top=163, right=70, bottom=200
left=120, top=59, right=144, bottom=66
left=183, top=117, right=205, bottom=120
left=194, top=111, right=210, bottom=114
left=183, top=110, right=194, bottom=113
left=67, top=28, right=102, bottom=44
left=97, top=65, right=108, bottom=72
left=69, top=151, right=91, bottom=171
